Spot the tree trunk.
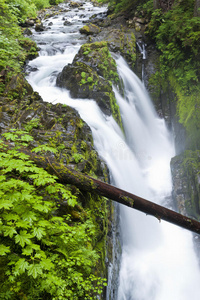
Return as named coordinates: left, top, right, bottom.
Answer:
left=153, top=0, right=160, bottom=9
left=23, top=150, right=200, bottom=235
left=153, top=0, right=175, bottom=11
left=194, top=0, right=200, bottom=16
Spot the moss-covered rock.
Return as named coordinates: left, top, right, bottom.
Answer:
left=19, top=37, right=39, bottom=61
left=56, top=41, right=123, bottom=129
left=100, top=28, right=136, bottom=67
left=80, top=23, right=101, bottom=35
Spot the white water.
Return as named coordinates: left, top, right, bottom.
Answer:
left=26, top=1, right=200, bottom=299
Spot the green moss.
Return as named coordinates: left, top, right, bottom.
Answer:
left=107, top=92, right=123, bottom=130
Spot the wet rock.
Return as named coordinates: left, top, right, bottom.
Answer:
left=64, top=20, right=71, bottom=26
left=0, top=73, right=107, bottom=179
left=56, top=61, right=112, bottom=115
left=69, top=1, right=81, bottom=8
left=35, top=22, right=46, bottom=32
left=56, top=42, right=122, bottom=127
left=4, top=74, right=33, bottom=99
left=171, top=151, right=200, bottom=220
left=80, top=23, right=101, bottom=35
left=93, top=28, right=136, bottom=67
left=133, top=17, right=146, bottom=24
left=23, top=28, right=32, bottom=36
left=20, top=19, right=35, bottom=27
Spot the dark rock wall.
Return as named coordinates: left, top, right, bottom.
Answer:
left=171, top=151, right=200, bottom=221
left=136, top=41, right=200, bottom=220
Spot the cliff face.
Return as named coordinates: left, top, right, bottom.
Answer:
left=143, top=44, right=200, bottom=221
left=171, top=151, right=200, bottom=220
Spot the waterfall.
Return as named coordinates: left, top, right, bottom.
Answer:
left=26, top=1, right=200, bottom=299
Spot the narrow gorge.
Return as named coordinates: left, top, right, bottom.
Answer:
left=1, top=0, right=200, bottom=299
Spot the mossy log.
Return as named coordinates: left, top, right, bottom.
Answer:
left=25, top=150, right=200, bottom=235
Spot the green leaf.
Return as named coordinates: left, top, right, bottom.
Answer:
left=15, top=230, right=33, bottom=247
left=20, top=134, right=33, bottom=142
left=32, top=227, right=45, bottom=240
left=0, top=200, right=13, bottom=210
left=32, top=145, right=58, bottom=154
left=22, top=245, right=33, bottom=256
left=3, top=213, right=20, bottom=222
left=15, top=258, right=29, bottom=274
left=3, top=132, right=18, bottom=141
left=40, top=258, right=54, bottom=271
left=4, top=226, right=17, bottom=238
left=45, top=185, right=58, bottom=194
left=23, top=211, right=37, bottom=223
left=67, top=197, right=77, bottom=207
left=0, top=244, right=10, bottom=255
left=0, top=175, right=6, bottom=182
left=33, top=203, right=51, bottom=213
left=15, top=219, right=30, bottom=230
left=27, top=264, right=43, bottom=279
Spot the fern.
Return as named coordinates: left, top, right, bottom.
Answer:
left=0, top=130, right=106, bottom=299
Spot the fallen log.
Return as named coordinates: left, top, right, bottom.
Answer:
left=24, top=150, right=200, bottom=235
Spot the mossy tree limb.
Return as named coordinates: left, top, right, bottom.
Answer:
left=21, top=148, right=200, bottom=235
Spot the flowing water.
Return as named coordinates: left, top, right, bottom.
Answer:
left=26, top=1, right=200, bottom=299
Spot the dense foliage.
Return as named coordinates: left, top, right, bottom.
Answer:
left=0, top=1, right=108, bottom=298
left=144, top=0, right=200, bottom=148
left=0, top=130, right=107, bottom=299
left=106, top=0, right=143, bottom=13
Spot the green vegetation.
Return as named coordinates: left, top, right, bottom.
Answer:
left=142, top=0, right=200, bottom=149
left=105, top=0, right=139, bottom=14
left=103, top=0, right=200, bottom=149
left=0, top=130, right=107, bottom=299
left=0, top=1, right=110, bottom=298
left=0, top=0, right=62, bottom=86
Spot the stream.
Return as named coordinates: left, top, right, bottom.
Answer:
left=26, top=1, right=200, bottom=299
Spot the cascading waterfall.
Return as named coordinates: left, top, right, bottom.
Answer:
left=26, top=1, right=200, bottom=299
left=115, top=57, right=200, bottom=300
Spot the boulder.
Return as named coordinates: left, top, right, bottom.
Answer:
left=35, top=22, right=46, bottom=32
left=56, top=42, right=122, bottom=128
left=79, top=23, right=101, bottom=35
left=23, top=28, right=32, bottom=36
left=69, top=1, right=82, bottom=8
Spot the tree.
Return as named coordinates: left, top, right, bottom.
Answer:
left=194, top=0, right=200, bottom=16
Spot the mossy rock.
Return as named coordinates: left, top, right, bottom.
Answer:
left=79, top=23, right=101, bottom=35
left=3, top=73, right=33, bottom=100
left=19, top=37, right=39, bottom=61
left=56, top=42, right=123, bottom=129
left=69, top=1, right=82, bottom=8
left=89, top=28, right=136, bottom=68
left=103, top=28, right=136, bottom=66
left=74, top=41, right=119, bottom=83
